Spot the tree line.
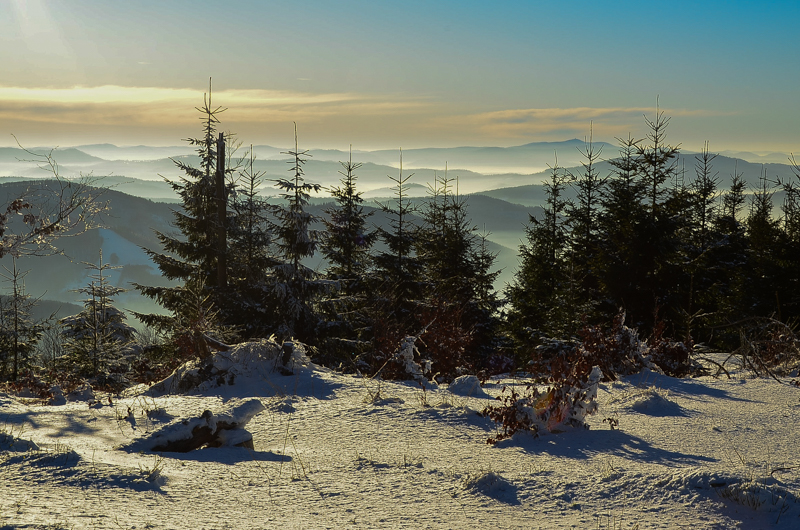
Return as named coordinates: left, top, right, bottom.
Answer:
left=1, top=96, right=799, bottom=387
left=507, top=112, right=800, bottom=363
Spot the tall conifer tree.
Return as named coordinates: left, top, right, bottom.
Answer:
left=134, top=83, right=238, bottom=345
left=506, top=160, right=571, bottom=343
left=268, top=124, right=325, bottom=344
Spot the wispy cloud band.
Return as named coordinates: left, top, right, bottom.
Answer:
left=442, top=106, right=736, bottom=139
left=0, top=85, right=735, bottom=148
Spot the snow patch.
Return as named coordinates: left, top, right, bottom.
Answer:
left=147, top=339, right=298, bottom=395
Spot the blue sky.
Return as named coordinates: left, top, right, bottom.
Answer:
left=1, top=0, right=798, bottom=152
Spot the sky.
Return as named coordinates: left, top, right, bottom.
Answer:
left=1, top=0, right=798, bottom=153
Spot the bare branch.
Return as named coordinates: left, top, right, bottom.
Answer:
left=1, top=137, right=108, bottom=258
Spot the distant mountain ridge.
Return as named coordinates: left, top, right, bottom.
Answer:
left=1, top=140, right=795, bottom=195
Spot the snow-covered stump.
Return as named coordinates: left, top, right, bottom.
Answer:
left=121, top=399, right=265, bottom=453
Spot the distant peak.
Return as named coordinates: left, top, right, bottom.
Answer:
left=518, top=139, right=584, bottom=148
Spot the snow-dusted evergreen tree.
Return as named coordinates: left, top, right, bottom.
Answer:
left=0, top=258, right=42, bottom=381
left=134, top=85, right=239, bottom=347
left=369, top=151, right=424, bottom=367
left=744, top=169, right=783, bottom=317
left=777, top=155, right=800, bottom=317
left=319, top=150, right=375, bottom=359
left=321, top=150, right=374, bottom=296
left=637, top=102, right=680, bottom=220
left=565, top=129, right=606, bottom=325
left=693, top=161, right=747, bottom=346
left=60, top=251, right=135, bottom=375
left=372, top=151, right=422, bottom=320
left=226, top=148, right=280, bottom=339
left=268, top=125, right=326, bottom=344
left=595, top=109, right=684, bottom=332
left=505, top=160, right=571, bottom=343
left=415, top=171, right=500, bottom=377
left=595, top=134, right=649, bottom=325
left=677, top=144, right=723, bottom=340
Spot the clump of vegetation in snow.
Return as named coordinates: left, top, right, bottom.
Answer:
left=714, top=455, right=800, bottom=520
left=482, top=365, right=602, bottom=444
left=727, top=317, right=800, bottom=378
left=483, top=309, right=699, bottom=444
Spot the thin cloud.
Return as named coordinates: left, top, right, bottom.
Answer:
left=442, top=106, right=735, bottom=139
left=472, top=107, right=732, bottom=122
left=0, top=85, right=433, bottom=128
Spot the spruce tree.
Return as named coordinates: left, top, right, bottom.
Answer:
left=369, top=151, right=424, bottom=372
left=0, top=258, right=42, bottom=381
left=372, top=151, right=422, bottom=328
left=776, top=155, right=800, bottom=318
left=506, top=160, right=571, bottom=344
left=321, top=149, right=374, bottom=296
left=226, top=148, right=280, bottom=339
left=319, top=149, right=375, bottom=359
left=678, top=144, right=723, bottom=340
left=416, top=171, right=500, bottom=377
left=60, top=251, right=135, bottom=375
left=595, top=135, right=650, bottom=326
left=267, top=125, right=325, bottom=344
left=705, top=166, right=749, bottom=344
left=565, top=128, right=607, bottom=325
left=637, top=103, right=680, bottom=219
left=745, top=169, right=783, bottom=318
left=633, top=108, right=684, bottom=331
left=691, top=144, right=720, bottom=252
left=134, top=86, right=238, bottom=348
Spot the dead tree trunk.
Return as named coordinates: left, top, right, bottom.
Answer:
left=216, top=132, right=227, bottom=288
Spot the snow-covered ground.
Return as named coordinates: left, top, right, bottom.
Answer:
left=2, top=345, right=799, bottom=529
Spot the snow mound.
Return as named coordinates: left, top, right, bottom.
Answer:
left=147, top=339, right=313, bottom=395
left=659, top=467, right=737, bottom=492
left=718, top=477, right=799, bottom=513
left=67, top=384, right=95, bottom=402
left=460, top=471, right=519, bottom=504
left=661, top=467, right=799, bottom=513
left=212, top=398, right=266, bottom=427
left=48, top=385, right=67, bottom=406
left=448, top=375, right=489, bottom=398
left=608, top=385, right=685, bottom=416
left=0, top=432, right=40, bottom=452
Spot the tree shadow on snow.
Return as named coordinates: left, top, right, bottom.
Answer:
left=468, top=471, right=521, bottom=505
left=502, top=428, right=717, bottom=467
left=2, top=450, right=167, bottom=493
left=621, top=372, right=759, bottom=404
left=1, top=408, right=105, bottom=438
left=158, top=446, right=290, bottom=465
left=184, top=370, right=344, bottom=401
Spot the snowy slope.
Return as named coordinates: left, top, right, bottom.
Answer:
left=1, top=349, right=799, bottom=529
